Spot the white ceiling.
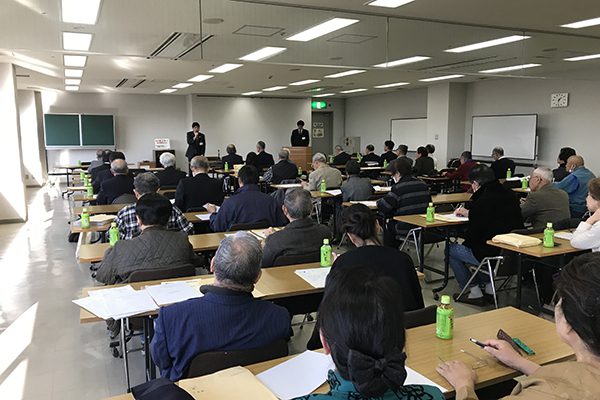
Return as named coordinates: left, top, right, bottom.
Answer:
left=2, top=0, right=600, bottom=98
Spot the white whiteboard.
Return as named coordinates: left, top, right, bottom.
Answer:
left=471, top=115, right=537, bottom=160
left=390, top=118, right=428, bottom=151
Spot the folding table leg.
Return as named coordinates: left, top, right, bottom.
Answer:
left=120, top=318, right=131, bottom=392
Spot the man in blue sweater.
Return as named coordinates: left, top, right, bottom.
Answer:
left=150, top=231, right=291, bottom=381
left=554, top=155, right=596, bottom=218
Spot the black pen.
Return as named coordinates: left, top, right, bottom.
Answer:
left=470, top=338, right=486, bottom=348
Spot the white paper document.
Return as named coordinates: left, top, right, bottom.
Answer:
left=555, top=232, right=573, bottom=240
left=102, top=288, right=158, bottom=319
left=350, top=200, right=378, bottom=207
left=436, top=213, right=469, bottom=222
left=275, top=183, right=302, bottom=188
left=144, top=281, right=202, bottom=306
left=295, top=267, right=331, bottom=288
left=196, top=213, right=212, bottom=221
left=257, top=351, right=335, bottom=400
left=373, top=186, right=391, bottom=192
left=72, top=296, right=112, bottom=320
left=405, top=366, right=448, bottom=393
left=325, top=189, right=342, bottom=196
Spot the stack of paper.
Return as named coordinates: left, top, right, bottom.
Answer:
left=555, top=232, right=573, bottom=240
left=275, top=183, right=302, bottom=188
left=195, top=214, right=212, bottom=221
left=145, top=281, right=202, bottom=306
left=435, top=213, right=469, bottom=222
left=350, top=200, right=378, bottom=207
left=295, top=267, right=331, bottom=288
left=73, top=285, right=159, bottom=320
left=325, top=189, right=342, bottom=196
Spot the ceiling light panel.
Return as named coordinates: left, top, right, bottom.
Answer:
left=367, top=0, right=415, bottom=8
left=479, top=63, right=541, bottom=73
left=564, top=54, right=600, bottom=61
left=160, top=89, right=177, bottom=93
left=173, top=83, right=193, bottom=88
left=62, top=32, right=93, bottom=51
left=313, top=93, right=335, bottom=97
left=419, top=75, right=464, bottom=82
left=290, top=79, right=321, bottom=86
left=287, top=18, right=359, bottom=42
left=340, top=88, right=367, bottom=93
left=187, top=75, right=213, bottom=82
left=263, top=86, right=287, bottom=91
left=209, top=63, right=243, bottom=73
left=65, top=69, right=83, bottom=78
left=239, top=47, right=287, bottom=61
left=65, top=79, right=81, bottom=85
left=63, top=55, right=87, bottom=67
left=324, top=70, right=365, bottom=78
left=242, top=91, right=262, bottom=96
left=445, top=35, right=530, bottom=53
left=65, top=86, right=79, bottom=91
left=373, top=56, right=430, bottom=68
left=561, top=17, right=600, bottom=29
left=61, top=0, right=102, bottom=24
left=374, top=82, right=410, bottom=88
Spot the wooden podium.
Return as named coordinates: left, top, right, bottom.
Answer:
left=286, top=146, right=312, bottom=172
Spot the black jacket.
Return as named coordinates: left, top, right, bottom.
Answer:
left=553, top=164, right=570, bottom=182
left=381, top=151, right=397, bottom=164
left=154, top=167, right=186, bottom=188
left=332, top=152, right=351, bottom=166
left=269, top=160, right=299, bottom=184
left=185, top=131, right=206, bottom=160
left=256, top=151, right=275, bottom=168
left=463, top=180, right=524, bottom=261
left=221, top=154, right=244, bottom=169
left=412, top=156, right=435, bottom=176
left=93, top=168, right=134, bottom=193
left=362, top=152, right=382, bottom=166
left=174, top=173, right=224, bottom=212
left=291, top=129, right=310, bottom=146
left=91, top=163, right=110, bottom=191
left=490, top=157, right=516, bottom=179
left=96, top=174, right=135, bottom=205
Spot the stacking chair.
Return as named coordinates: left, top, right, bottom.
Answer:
left=228, top=220, right=269, bottom=232
left=404, top=305, right=437, bottom=329
left=398, top=227, right=445, bottom=266
left=112, top=193, right=137, bottom=204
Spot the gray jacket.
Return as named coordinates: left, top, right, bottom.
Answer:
left=95, top=226, right=202, bottom=285
left=521, top=183, right=571, bottom=229
left=341, top=175, right=374, bottom=202
left=305, top=164, right=343, bottom=191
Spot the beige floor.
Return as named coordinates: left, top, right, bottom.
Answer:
left=0, top=184, right=544, bottom=399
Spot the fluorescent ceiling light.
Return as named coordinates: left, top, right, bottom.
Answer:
left=263, top=86, right=287, bottom=91
left=63, top=55, right=87, bottom=67
left=374, top=82, right=410, bottom=88
left=61, top=0, right=102, bottom=24
left=242, top=91, right=262, bottom=96
left=313, top=93, right=335, bottom=97
left=419, top=74, right=464, bottom=82
left=445, top=35, right=531, bottom=53
left=373, top=56, right=430, bottom=68
left=209, top=63, right=243, bottom=73
left=65, top=86, right=79, bottom=91
left=160, top=89, right=177, bottom=93
left=479, top=63, right=541, bottom=73
left=564, top=53, right=600, bottom=61
left=367, top=0, right=414, bottom=8
left=340, top=88, right=367, bottom=93
left=187, top=74, right=213, bottom=83
left=65, top=69, right=83, bottom=78
left=324, top=70, right=365, bottom=78
left=239, top=47, right=287, bottom=61
left=561, top=17, right=600, bottom=29
left=65, top=79, right=81, bottom=85
left=62, top=32, right=93, bottom=51
left=173, top=83, right=193, bottom=89
left=286, top=18, right=359, bottom=42
left=290, top=79, right=321, bottom=86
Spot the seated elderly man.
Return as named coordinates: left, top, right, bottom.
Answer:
left=443, top=151, right=477, bottom=191
left=262, top=189, right=331, bottom=267
left=521, top=167, right=570, bottom=229
left=95, top=158, right=134, bottom=205
left=301, top=153, right=343, bottom=191
left=174, top=156, right=224, bottom=212
left=221, top=144, right=243, bottom=169
left=208, top=165, right=286, bottom=232
left=341, top=160, right=373, bottom=202
left=263, top=148, right=298, bottom=184
left=331, top=145, right=351, bottom=166
left=554, top=155, right=596, bottom=218
left=362, top=144, right=381, bottom=165
left=110, top=172, right=193, bottom=240
left=490, top=146, right=516, bottom=179
left=87, top=149, right=105, bottom=172
left=256, top=141, right=275, bottom=168
left=150, top=231, right=290, bottom=381
left=154, top=152, right=186, bottom=187
left=95, top=193, right=203, bottom=285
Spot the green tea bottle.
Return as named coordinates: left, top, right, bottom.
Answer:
left=383, top=159, right=388, bottom=168
left=522, top=178, right=528, bottom=190
left=426, top=202, right=435, bottom=222
left=81, top=208, right=90, bottom=229
left=320, top=179, right=326, bottom=193
left=298, top=166, right=302, bottom=176
left=224, top=162, right=229, bottom=171
left=506, top=169, right=512, bottom=179
left=109, top=222, right=119, bottom=246
left=86, top=184, right=93, bottom=198
left=436, top=295, right=454, bottom=339
left=320, top=238, right=332, bottom=267
left=543, top=222, right=554, bottom=248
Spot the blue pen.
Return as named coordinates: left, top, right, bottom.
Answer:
left=470, top=338, right=486, bottom=348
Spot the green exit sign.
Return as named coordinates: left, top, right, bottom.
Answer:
left=311, top=101, right=327, bottom=109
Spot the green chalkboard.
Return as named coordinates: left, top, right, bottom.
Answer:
left=81, top=115, right=115, bottom=146
left=44, top=114, right=80, bottom=147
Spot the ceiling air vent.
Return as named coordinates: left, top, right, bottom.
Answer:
left=148, top=32, right=213, bottom=60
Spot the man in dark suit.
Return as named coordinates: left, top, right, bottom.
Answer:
left=262, top=188, right=331, bottom=267
left=255, top=141, right=275, bottom=168
left=263, top=148, right=298, bottom=184
left=290, top=120, right=309, bottom=146
left=154, top=152, right=186, bottom=188
left=174, top=156, right=224, bottom=212
left=362, top=144, right=382, bottom=165
left=331, top=145, right=351, bottom=166
left=90, top=149, right=112, bottom=187
left=490, top=146, right=516, bottom=179
left=221, top=144, right=244, bottom=169
left=185, top=122, right=206, bottom=162
left=96, top=159, right=135, bottom=205
left=93, top=151, right=132, bottom=193
left=380, top=140, right=397, bottom=165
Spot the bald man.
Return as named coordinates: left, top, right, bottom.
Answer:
left=96, top=158, right=135, bottom=205
left=521, top=167, right=570, bottom=228
left=554, top=155, right=596, bottom=218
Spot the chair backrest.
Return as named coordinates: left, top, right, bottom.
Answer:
left=162, top=191, right=176, bottom=200
left=366, top=194, right=385, bottom=201
left=184, top=338, right=289, bottom=379
left=273, top=252, right=320, bottom=267
left=112, top=193, right=137, bottom=204
left=186, top=206, right=207, bottom=213
left=127, top=264, right=197, bottom=283
left=160, top=185, right=178, bottom=190
left=404, top=305, right=437, bottom=329
left=228, top=220, right=269, bottom=232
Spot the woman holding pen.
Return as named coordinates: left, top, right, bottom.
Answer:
left=436, top=253, right=600, bottom=399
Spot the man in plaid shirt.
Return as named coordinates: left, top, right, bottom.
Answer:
left=110, top=172, right=194, bottom=240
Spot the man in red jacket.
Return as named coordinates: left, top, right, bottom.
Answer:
left=443, top=151, right=478, bottom=191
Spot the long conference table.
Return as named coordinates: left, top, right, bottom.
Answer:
left=101, top=306, right=574, bottom=400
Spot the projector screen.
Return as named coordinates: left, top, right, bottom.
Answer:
left=471, top=114, right=537, bottom=160
left=390, top=118, right=427, bottom=151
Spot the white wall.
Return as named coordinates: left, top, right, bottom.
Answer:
left=344, top=88, right=428, bottom=155
left=18, top=90, right=47, bottom=186
left=465, top=78, right=600, bottom=176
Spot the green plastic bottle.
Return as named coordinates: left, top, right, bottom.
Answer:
left=81, top=208, right=90, bottom=229
left=506, top=169, right=512, bottom=179
left=357, top=153, right=362, bottom=162
left=329, top=155, right=333, bottom=163
left=436, top=295, right=454, bottom=339
left=298, top=167, right=302, bottom=176
left=383, top=159, right=388, bottom=168
left=543, top=222, right=554, bottom=248
left=224, top=162, right=229, bottom=171
left=320, top=238, right=332, bottom=267
left=109, top=222, right=119, bottom=246
left=320, top=179, right=326, bottom=193
left=83, top=176, right=89, bottom=187
left=522, top=178, right=528, bottom=190
left=80, top=171, right=85, bottom=179
left=86, top=184, right=93, bottom=198
left=426, top=202, right=435, bottom=222
left=78, top=160, right=81, bottom=167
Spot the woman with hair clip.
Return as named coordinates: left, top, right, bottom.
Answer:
left=294, top=266, right=445, bottom=400
left=436, top=252, right=600, bottom=399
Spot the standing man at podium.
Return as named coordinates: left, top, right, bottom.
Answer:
left=185, top=122, right=206, bottom=175
left=291, top=120, right=309, bottom=147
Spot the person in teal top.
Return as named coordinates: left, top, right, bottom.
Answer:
left=554, top=155, right=596, bottom=218
left=293, top=266, right=445, bottom=400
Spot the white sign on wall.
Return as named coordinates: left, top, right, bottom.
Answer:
left=154, top=139, right=170, bottom=149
